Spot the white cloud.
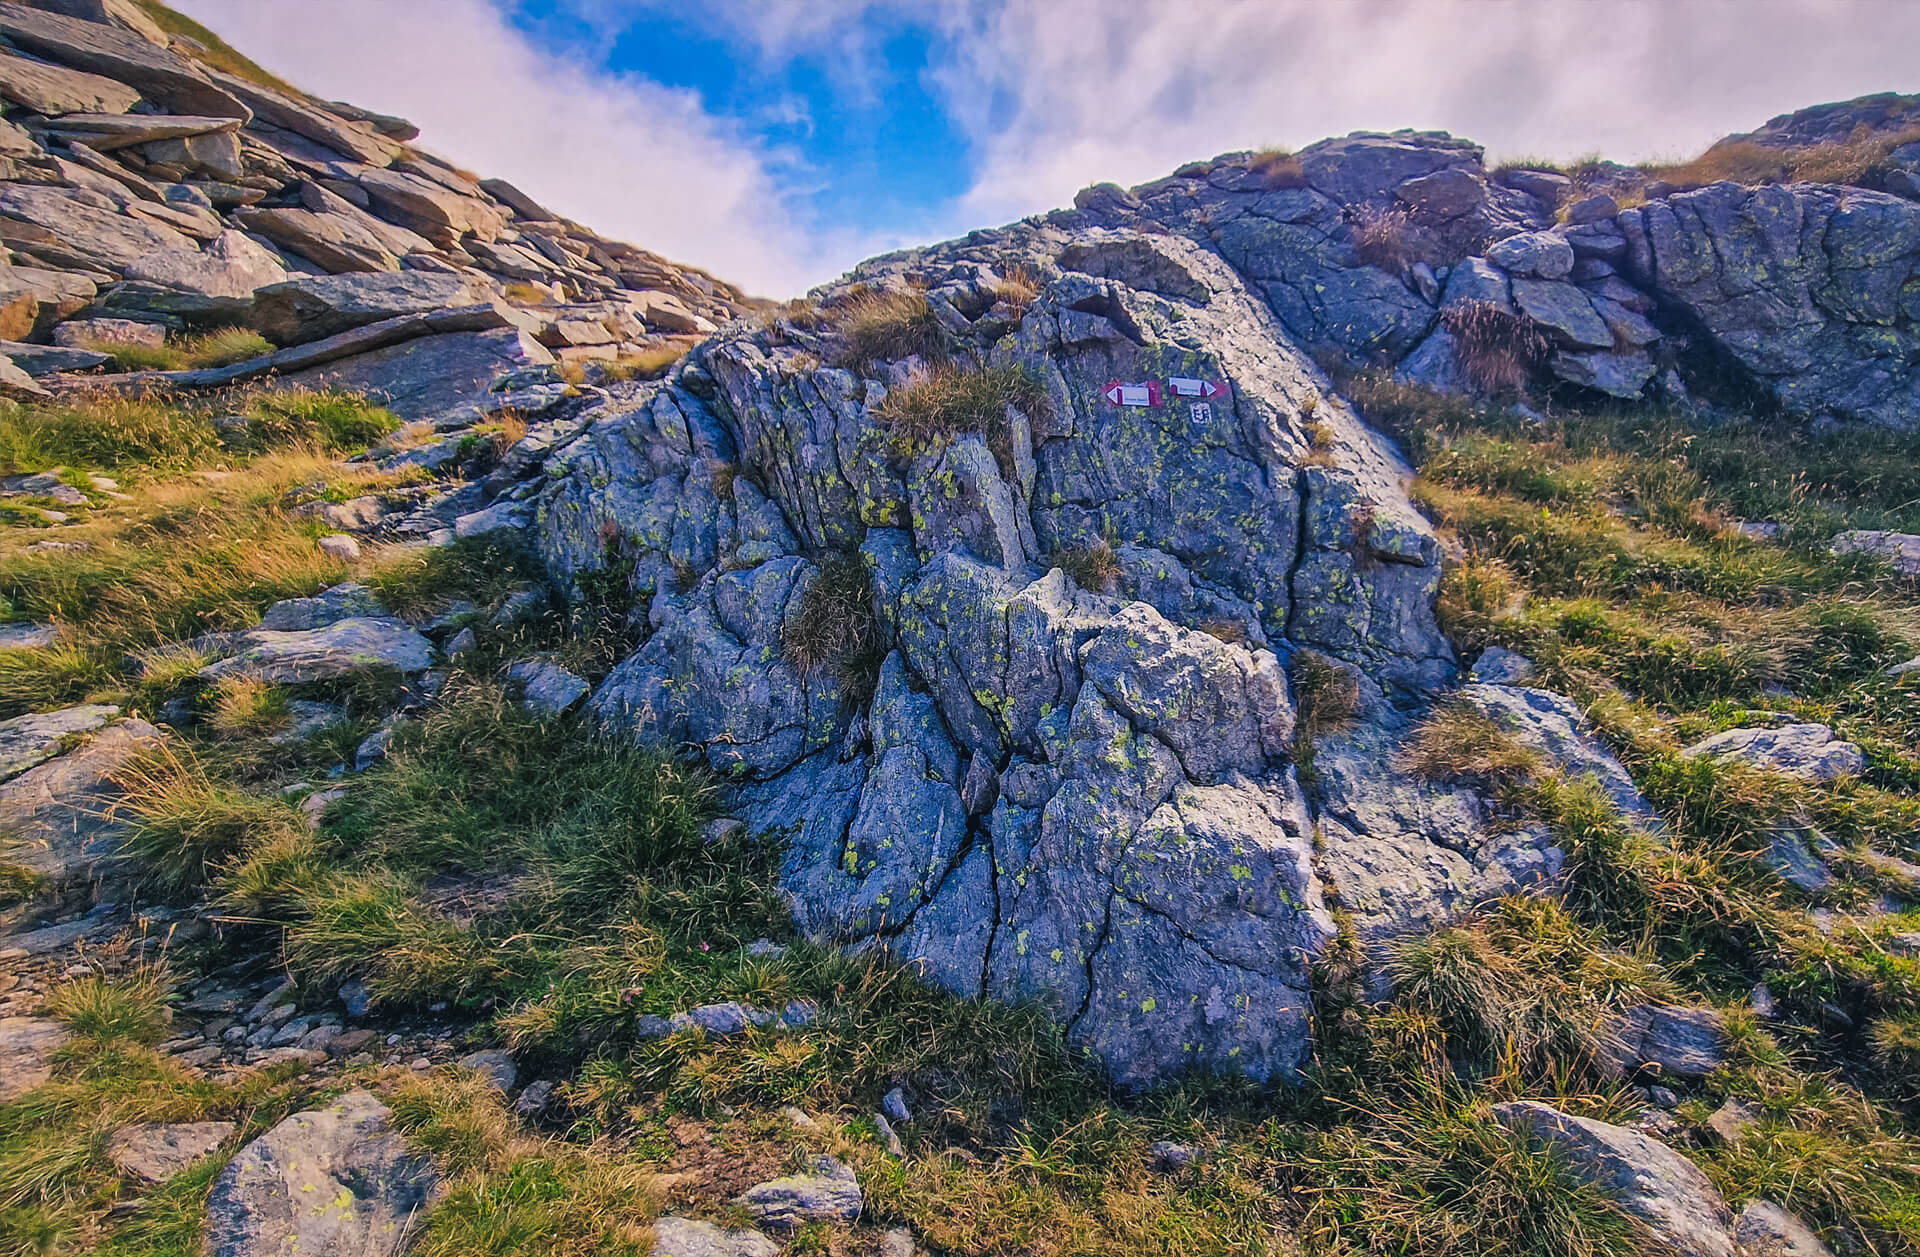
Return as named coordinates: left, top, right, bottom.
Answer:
left=919, top=0, right=1920, bottom=227
left=175, top=0, right=1920, bottom=297
left=173, top=0, right=889, bottom=296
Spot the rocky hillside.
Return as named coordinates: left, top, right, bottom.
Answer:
left=2, top=5, right=1920, bottom=1256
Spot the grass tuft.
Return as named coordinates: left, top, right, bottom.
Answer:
left=825, top=287, right=946, bottom=372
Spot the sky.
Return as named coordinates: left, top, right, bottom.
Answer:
left=176, top=0, right=1920, bottom=298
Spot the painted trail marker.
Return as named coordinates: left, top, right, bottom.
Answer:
left=1167, top=376, right=1226, bottom=399
left=1102, top=380, right=1162, bottom=407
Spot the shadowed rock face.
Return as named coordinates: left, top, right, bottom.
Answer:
left=526, top=224, right=1600, bottom=1086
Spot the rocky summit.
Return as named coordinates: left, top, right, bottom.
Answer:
left=0, top=6, right=1918, bottom=1257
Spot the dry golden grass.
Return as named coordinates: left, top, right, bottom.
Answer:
left=825, top=286, right=946, bottom=371
left=1635, top=123, right=1920, bottom=195
left=995, top=263, right=1041, bottom=312
left=1250, top=147, right=1308, bottom=188
left=1400, top=698, right=1542, bottom=787
left=0, top=449, right=399, bottom=654
left=1441, top=301, right=1552, bottom=397
left=602, top=342, right=690, bottom=382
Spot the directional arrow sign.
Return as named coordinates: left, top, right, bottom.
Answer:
left=1168, top=376, right=1226, bottom=399
left=1102, top=380, right=1162, bottom=407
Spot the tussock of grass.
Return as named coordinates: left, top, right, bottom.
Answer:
left=88, top=327, right=271, bottom=374
left=824, top=287, right=945, bottom=372
left=1348, top=204, right=1413, bottom=272
left=1643, top=123, right=1920, bottom=194
left=602, top=343, right=688, bottom=382
left=876, top=364, right=1051, bottom=466
left=1249, top=147, right=1307, bottom=188
left=1401, top=699, right=1541, bottom=788
left=1441, top=300, right=1551, bottom=397
left=781, top=551, right=882, bottom=700
left=112, top=744, right=307, bottom=898
left=43, top=966, right=170, bottom=1047
left=1048, top=540, right=1119, bottom=594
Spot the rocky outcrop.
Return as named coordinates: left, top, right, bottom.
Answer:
left=511, top=217, right=1655, bottom=1086
left=1681, top=723, right=1867, bottom=782
left=0, top=3, right=752, bottom=414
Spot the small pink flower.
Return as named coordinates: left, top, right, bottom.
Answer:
left=698, top=941, right=711, bottom=952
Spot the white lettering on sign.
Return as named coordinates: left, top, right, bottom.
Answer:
left=1118, top=383, right=1151, bottom=406
left=1169, top=377, right=1206, bottom=397
left=1190, top=402, right=1213, bottom=426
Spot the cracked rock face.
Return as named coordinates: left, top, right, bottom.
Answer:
left=527, top=224, right=1624, bottom=1085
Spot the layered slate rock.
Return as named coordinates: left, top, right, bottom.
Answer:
left=204, top=1090, right=439, bottom=1257
left=518, top=224, right=1638, bottom=1086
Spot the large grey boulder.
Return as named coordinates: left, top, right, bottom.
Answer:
left=204, top=1090, right=439, bottom=1257
left=734, top=1154, right=862, bottom=1229
left=507, top=658, right=589, bottom=717
left=542, top=228, right=1463, bottom=1085
left=249, top=271, right=496, bottom=346
left=1681, top=724, right=1866, bottom=782
left=1492, top=1100, right=1736, bottom=1257
left=1627, top=183, right=1920, bottom=428
left=200, top=617, right=435, bottom=684
left=112, top=229, right=287, bottom=320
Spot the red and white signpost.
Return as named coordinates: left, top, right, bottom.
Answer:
left=1167, top=376, right=1226, bottom=399
left=1102, top=380, right=1163, bottom=407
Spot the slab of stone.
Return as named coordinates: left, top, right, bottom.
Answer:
left=258, top=582, right=387, bottom=632
left=249, top=270, right=495, bottom=346
left=649, top=1217, right=778, bottom=1257
left=276, top=325, right=554, bottom=425
left=0, top=340, right=109, bottom=375
left=1681, top=724, right=1866, bottom=782
left=0, top=702, right=118, bottom=783
left=507, top=658, right=588, bottom=717
left=0, top=623, right=60, bottom=650
left=1607, top=1004, right=1728, bottom=1080
left=200, top=617, right=434, bottom=684
left=0, top=716, right=161, bottom=890
left=734, top=1154, right=862, bottom=1229
left=204, top=1090, right=438, bottom=1257
left=0, top=1, right=249, bottom=119
left=0, top=50, right=142, bottom=115
left=1831, top=529, right=1920, bottom=577
left=1493, top=1100, right=1735, bottom=1257
left=0, top=1016, right=67, bottom=1101
left=108, top=1120, right=234, bottom=1184
left=1732, top=1201, right=1835, bottom=1257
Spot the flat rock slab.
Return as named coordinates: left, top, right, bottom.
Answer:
left=649, top=1216, right=778, bottom=1257
left=108, top=1120, right=235, bottom=1184
left=0, top=1016, right=68, bottom=1101
left=276, top=326, right=553, bottom=425
left=250, top=271, right=495, bottom=346
left=0, top=702, right=119, bottom=783
left=258, top=582, right=387, bottom=632
left=204, top=1090, right=439, bottom=1257
left=0, top=623, right=59, bottom=651
left=735, top=1154, right=862, bottom=1229
left=1493, top=1100, right=1735, bottom=1257
left=1733, top=1201, right=1836, bottom=1257
left=0, top=716, right=161, bottom=888
left=0, top=341, right=109, bottom=376
left=1831, top=529, right=1920, bottom=577
left=1681, top=723, right=1866, bottom=782
left=1606, top=1004, right=1729, bottom=1080
left=200, top=617, right=435, bottom=684
left=507, top=658, right=588, bottom=717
